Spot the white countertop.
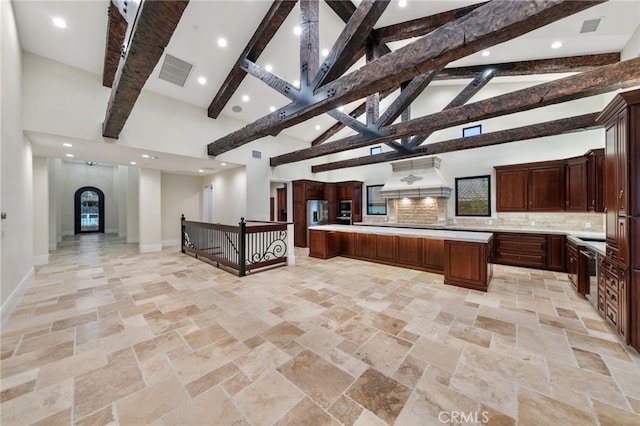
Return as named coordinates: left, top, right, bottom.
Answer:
left=310, top=224, right=493, bottom=243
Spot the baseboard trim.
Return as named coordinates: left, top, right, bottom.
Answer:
left=139, top=243, right=162, bottom=253
left=33, top=254, right=49, bottom=265
left=162, top=239, right=181, bottom=248
left=1, top=267, right=35, bottom=324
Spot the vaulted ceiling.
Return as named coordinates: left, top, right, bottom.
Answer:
left=13, top=0, right=640, bottom=172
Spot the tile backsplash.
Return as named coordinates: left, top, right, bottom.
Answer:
left=451, top=212, right=605, bottom=232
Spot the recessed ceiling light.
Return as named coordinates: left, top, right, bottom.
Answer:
left=315, top=125, right=321, bottom=130
left=197, top=76, right=207, bottom=85
left=293, top=80, right=300, bottom=88
left=130, top=161, right=137, bottom=165
left=481, top=50, right=490, bottom=57
left=398, top=0, right=407, bottom=8
left=142, top=154, right=150, bottom=158
left=242, top=95, right=250, bottom=102
left=52, top=17, right=67, bottom=29
left=217, top=38, right=227, bottom=48
left=221, top=163, right=227, bottom=166
left=269, top=106, right=276, bottom=112
left=63, top=143, right=72, bottom=147
left=338, top=106, right=344, bottom=112
left=321, top=49, right=329, bottom=57
left=65, top=153, right=74, bottom=158
left=265, top=64, right=273, bottom=72
left=198, top=169, right=204, bottom=173
left=293, top=26, right=302, bottom=36
left=551, top=41, right=562, bottom=49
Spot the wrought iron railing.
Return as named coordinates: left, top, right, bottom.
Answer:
left=181, top=215, right=288, bottom=276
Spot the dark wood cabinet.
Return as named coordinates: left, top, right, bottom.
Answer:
left=375, top=235, right=396, bottom=262
left=422, top=238, right=444, bottom=272
left=565, top=156, right=588, bottom=211
left=586, top=148, right=604, bottom=212
left=324, top=183, right=337, bottom=224
left=495, top=168, right=528, bottom=211
left=308, top=229, right=339, bottom=259
left=396, top=236, right=422, bottom=267
left=277, top=186, right=287, bottom=221
left=493, top=232, right=566, bottom=272
left=597, top=88, right=640, bottom=351
left=566, top=237, right=588, bottom=295
left=495, top=160, right=565, bottom=212
left=444, top=240, right=492, bottom=292
left=354, top=233, right=376, bottom=259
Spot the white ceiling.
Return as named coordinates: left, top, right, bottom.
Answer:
left=12, top=0, right=640, bottom=173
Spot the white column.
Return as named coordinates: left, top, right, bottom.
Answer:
left=138, top=168, right=162, bottom=253
left=32, top=156, right=49, bottom=264
left=126, top=166, right=139, bottom=244
left=47, top=158, right=58, bottom=250
left=117, top=166, right=128, bottom=238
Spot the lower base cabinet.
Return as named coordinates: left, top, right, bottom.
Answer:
left=309, top=229, right=491, bottom=291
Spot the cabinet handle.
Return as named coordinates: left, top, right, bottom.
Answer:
left=619, top=190, right=624, bottom=199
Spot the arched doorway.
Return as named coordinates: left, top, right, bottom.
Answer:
left=74, top=186, right=105, bottom=234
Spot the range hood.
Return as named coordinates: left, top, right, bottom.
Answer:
left=379, top=157, right=452, bottom=199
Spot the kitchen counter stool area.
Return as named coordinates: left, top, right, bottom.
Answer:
left=308, top=225, right=493, bottom=292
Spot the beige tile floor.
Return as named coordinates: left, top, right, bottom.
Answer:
left=1, top=233, right=640, bottom=425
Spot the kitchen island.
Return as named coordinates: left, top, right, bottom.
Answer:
left=308, top=225, right=493, bottom=292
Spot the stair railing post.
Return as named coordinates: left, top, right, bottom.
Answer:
left=181, top=214, right=185, bottom=253
left=238, top=217, right=246, bottom=276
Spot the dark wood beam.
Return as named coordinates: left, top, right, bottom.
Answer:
left=102, top=1, right=128, bottom=88
left=408, top=67, right=495, bottom=147
left=311, top=113, right=600, bottom=172
left=314, top=0, right=390, bottom=88
left=373, top=2, right=488, bottom=44
left=207, top=1, right=298, bottom=119
left=311, top=52, right=619, bottom=146
left=102, top=0, right=189, bottom=139
left=209, top=0, right=604, bottom=156
left=269, top=57, right=640, bottom=165
left=435, top=52, right=620, bottom=80
left=378, top=68, right=441, bottom=128
left=300, top=0, right=319, bottom=85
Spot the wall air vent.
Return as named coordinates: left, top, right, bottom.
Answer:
left=158, top=54, right=193, bottom=87
left=580, top=18, right=601, bottom=33
left=252, top=150, right=262, bottom=159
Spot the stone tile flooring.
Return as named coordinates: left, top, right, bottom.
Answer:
left=1, top=233, right=640, bottom=425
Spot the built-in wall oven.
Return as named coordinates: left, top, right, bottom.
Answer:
left=337, top=200, right=352, bottom=224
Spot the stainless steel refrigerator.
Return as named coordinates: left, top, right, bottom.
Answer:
left=307, top=199, right=329, bottom=245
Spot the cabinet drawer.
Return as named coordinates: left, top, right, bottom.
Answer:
left=598, top=292, right=606, bottom=314
left=496, top=251, right=545, bottom=266
left=497, top=240, right=546, bottom=252
left=605, top=285, right=619, bottom=305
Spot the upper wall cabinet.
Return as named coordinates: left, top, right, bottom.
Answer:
left=495, top=150, right=604, bottom=213
left=495, top=160, right=566, bottom=212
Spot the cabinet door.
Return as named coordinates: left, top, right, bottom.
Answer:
left=604, top=123, right=619, bottom=245
left=422, top=238, right=444, bottom=271
left=339, top=232, right=355, bottom=256
left=546, top=234, right=566, bottom=271
left=528, top=164, right=565, bottom=211
left=396, top=236, right=422, bottom=267
left=565, top=158, right=587, bottom=211
left=352, top=183, right=363, bottom=223
left=354, top=233, right=376, bottom=259
left=375, top=235, right=396, bottom=262
left=587, top=150, right=605, bottom=212
left=496, top=168, right=528, bottom=211
left=277, top=187, right=287, bottom=221
left=616, top=110, right=628, bottom=216
left=618, top=217, right=629, bottom=266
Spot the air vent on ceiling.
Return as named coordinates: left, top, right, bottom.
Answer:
left=580, top=18, right=601, bottom=33
left=158, top=54, right=193, bottom=87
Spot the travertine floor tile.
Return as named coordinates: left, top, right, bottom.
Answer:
left=1, top=234, right=639, bottom=425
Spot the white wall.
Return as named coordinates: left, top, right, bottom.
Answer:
left=138, top=168, right=162, bottom=253
left=126, top=167, right=139, bottom=243
left=60, top=161, right=119, bottom=235
left=202, top=167, right=247, bottom=225
left=1, top=0, right=34, bottom=319
left=622, top=24, right=640, bottom=61
left=32, top=156, right=49, bottom=265
left=161, top=173, right=201, bottom=245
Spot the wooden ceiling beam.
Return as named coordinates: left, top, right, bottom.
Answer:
left=207, top=0, right=298, bottom=119
left=313, top=0, right=391, bottom=88
left=300, top=0, right=319, bottom=85
left=102, top=0, right=189, bottom=139
left=408, top=67, right=495, bottom=148
left=269, top=57, right=640, bottom=166
left=373, top=1, right=488, bottom=44
left=310, top=113, right=600, bottom=172
left=208, top=0, right=604, bottom=156
left=435, top=52, right=620, bottom=80
left=102, top=1, right=128, bottom=88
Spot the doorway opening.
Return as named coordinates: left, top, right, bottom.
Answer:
left=74, top=186, right=105, bottom=234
